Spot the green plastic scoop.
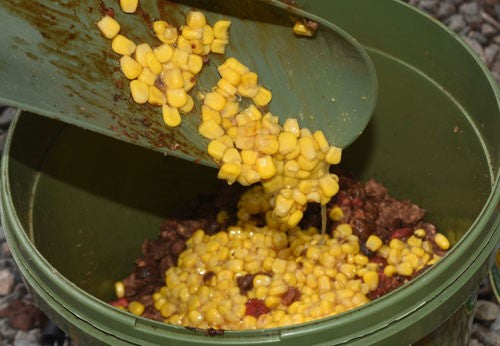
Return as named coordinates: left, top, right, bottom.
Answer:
left=0, top=0, right=377, bottom=167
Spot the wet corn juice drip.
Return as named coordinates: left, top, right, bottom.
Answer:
left=320, top=204, right=327, bottom=245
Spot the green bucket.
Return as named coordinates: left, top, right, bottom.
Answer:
left=1, top=0, right=499, bottom=345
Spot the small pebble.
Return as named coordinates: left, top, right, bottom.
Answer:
left=446, top=14, right=467, bottom=32
left=436, top=2, right=456, bottom=19
left=468, top=337, right=484, bottom=346
left=472, top=324, right=500, bottom=346
left=484, top=45, right=499, bottom=66
left=459, top=2, right=481, bottom=26
left=481, top=23, right=496, bottom=38
left=14, top=328, right=42, bottom=346
left=418, top=0, right=438, bottom=13
left=0, top=269, right=15, bottom=296
left=474, top=300, right=500, bottom=325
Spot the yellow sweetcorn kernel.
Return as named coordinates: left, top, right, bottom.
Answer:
left=145, top=51, right=162, bottom=75
left=114, top=281, right=125, bottom=298
left=154, top=43, right=174, bottom=63
left=213, top=20, right=231, bottom=39
left=138, top=68, right=156, bottom=86
left=240, top=72, right=258, bottom=88
left=130, top=79, right=149, bottom=104
left=283, top=118, right=301, bottom=137
left=180, top=95, right=194, bottom=113
left=148, top=85, right=166, bottom=105
left=241, top=150, right=258, bottom=165
left=201, top=105, right=222, bottom=124
left=190, top=39, right=205, bottom=55
left=120, top=0, right=138, bottom=13
left=329, top=206, right=344, bottom=221
left=223, top=57, right=249, bottom=75
left=219, top=67, right=240, bottom=86
left=222, top=148, right=242, bottom=164
left=243, top=105, right=262, bottom=121
left=134, top=43, right=152, bottom=67
left=313, top=130, right=330, bottom=153
left=153, top=20, right=167, bottom=36
left=204, top=92, right=227, bottom=111
left=396, top=262, right=414, bottom=276
left=182, top=71, right=196, bottom=92
left=255, top=155, right=276, bottom=180
left=182, top=26, right=203, bottom=40
left=176, top=36, right=193, bottom=53
left=319, top=174, right=339, bottom=198
left=120, top=55, right=143, bottom=80
left=237, top=82, right=260, bottom=98
left=128, top=301, right=145, bottom=316
left=217, top=79, right=237, bottom=96
left=202, top=25, right=214, bottom=45
left=172, top=49, right=189, bottom=68
left=288, top=210, right=303, bottom=228
left=293, top=21, right=314, bottom=37
left=162, top=26, right=178, bottom=44
left=166, top=88, right=188, bottom=108
left=325, top=146, right=342, bottom=164
left=255, top=134, right=279, bottom=155
left=162, top=105, right=181, bottom=127
left=96, top=15, right=121, bottom=39
left=188, top=54, right=203, bottom=74
left=434, top=233, right=450, bottom=250
left=253, top=86, right=272, bottom=106
left=199, top=119, right=224, bottom=139
left=278, top=132, right=298, bottom=155
left=211, top=38, right=229, bottom=54
left=407, top=235, right=422, bottom=248
left=112, top=35, right=136, bottom=55
left=414, top=228, right=427, bottom=238
left=366, top=235, right=383, bottom=252
left=163, top=67, right=184, bottom=89
left=389, top=239, right=405, bottom=250
left=187, top=11, right=207, bottom=29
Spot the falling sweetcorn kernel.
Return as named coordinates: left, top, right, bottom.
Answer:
left=197, top=56, right=343, bottom=229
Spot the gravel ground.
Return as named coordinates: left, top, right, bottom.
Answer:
left=0, top=0, right=499, bottom=345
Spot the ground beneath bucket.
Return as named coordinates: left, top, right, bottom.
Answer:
left=0, top=0, right=498, bottom=345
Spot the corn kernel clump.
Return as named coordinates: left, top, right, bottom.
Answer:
left=200, top=57, right=343, bottom=229
left=96, top=9, right=230, bottom=127
left=132, top=220, right=446, bottom=330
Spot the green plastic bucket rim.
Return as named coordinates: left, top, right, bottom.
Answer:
left=0, top=1, right=499, bottom=344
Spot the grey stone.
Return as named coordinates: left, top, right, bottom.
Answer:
left=418, top=0, right=438, bottom=13
left=436, top=2, right=456, bottom=19
left=0, top=269, right=15, bottom=296
left=1, top=241, right=11, bottom=257
left=459, top=2, right=481, bottom=26
left=481, top=23, right=496, bottom=37
left=468, top=31, right=488, bottom=45
left=14, top=329, right=41, bottom=346
left=0, top=318, right=18, bottom=340
left=0, top=107, right=16, bottom=128
left=468, top=338, right=484, bottom=346
left=475, top=300, right=500, bottom=323
left=472, top=324, right=500, bottom=346
left=446, top=14, right=467, bottom=32
left=484, top=45, right=499, bottom=66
